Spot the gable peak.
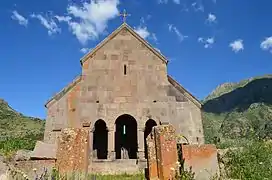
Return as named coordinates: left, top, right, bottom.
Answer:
left=80, top=22, right=168, bottom=65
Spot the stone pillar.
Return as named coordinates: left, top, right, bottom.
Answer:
left=56, top=128, right=89, bottom=176
left=154, top=125, right=179, bottom=179
left=89, top=130, right=94, bottom=161
left=146, top=132, right=158, bottom=179
left=107, top=129, right=115, bottom=160
left=137, top=128, right=145, bottom=160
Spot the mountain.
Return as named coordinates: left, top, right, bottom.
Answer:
left=202, top=75, right=272, bottom=146
left=0, top=99, right=45, bottom=140
left=204, top=74, right=272, bottom=102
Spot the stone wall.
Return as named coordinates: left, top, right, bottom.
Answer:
left=182, top=144, right=220, bottom=180
left=89, top=160, right=146, bottom=175
left=175, top=102, right=204, bottom=144
left=146, top=125, right=219, bottom=180
left=56, top=128, right=89, bottom=175
left=13, top=160, right=56, bottom=179
left=79, top=26, right=170, bottom=128
left=146, top=125, right=179, bottom=180
left=44, top=76, right=81, bottom=144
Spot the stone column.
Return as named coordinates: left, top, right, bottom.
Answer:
left=137, top=128, right=145, bottom=160
left=89, top=130, right=94, bottom=161
left=107, top=129, right=115, bottom=160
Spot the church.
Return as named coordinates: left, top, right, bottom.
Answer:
left=39, top=17, right=204, bottom=173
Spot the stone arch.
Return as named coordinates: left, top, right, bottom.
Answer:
left=115, top=114, right=138, bottom=159
left=93, top=119, right=108, bottom=159
left=144, top=119, right=157, bottom=159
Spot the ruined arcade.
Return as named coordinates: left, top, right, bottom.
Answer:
left=39, top=21, right=204, bottom=173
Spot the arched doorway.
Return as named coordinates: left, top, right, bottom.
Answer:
left=115, top=114, right=138, bottom=159
left=93, top=119, right=108, bottom=159
left=144, top=119, right=157, bottom=159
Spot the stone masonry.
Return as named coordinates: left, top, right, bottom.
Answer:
left=182, top=144, right=220, bottom=180
left=146, top=134, right=158, bottom=179
left=56, top=128, right=89, bottom=175
left=34, top=22, right=205, bottom=174
left=147, top=125, right=179, bottom=180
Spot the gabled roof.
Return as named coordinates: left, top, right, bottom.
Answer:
left=167, top=75, right=202, bottom=108
left=80, top=22, right=169, bottom=65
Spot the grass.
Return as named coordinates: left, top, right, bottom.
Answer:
left=88, top=173, right=145, bottom=180
left=8, top=165, right=146, bottom=180
left=41, top=168, right=145, bottom=180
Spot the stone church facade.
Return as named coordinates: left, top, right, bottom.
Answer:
left=42, top=23, right=204, bottom=163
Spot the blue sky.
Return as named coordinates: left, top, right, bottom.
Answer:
left=0, top=0, right=272, bottom=119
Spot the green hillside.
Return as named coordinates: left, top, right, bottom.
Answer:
left=202, top=75, right=272, bottom=147
left=0, top=99, right=45, bottom=155
left=0, top=99, right=45, bottom=138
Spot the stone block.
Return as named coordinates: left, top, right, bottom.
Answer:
left=146, top=125, right=179, bottom=180
left=146, top=131, right=158, bottom=180
left=13, top=160, right=56, bottom=179
left=114, top=97, right=127, bottom=103
left=82, top=122, right=90, bottom=127
left=82, top=60, right=90, bottom=71
left=67, top=83, right=80, bottom=128
left=182, top=144, right=220, bottom=180
left=56, top=128, right=89, bottom=175
left=154, top=125, right=179, bottom=180
left=31, top=141, right=57, bottom=160
left=52, top=124, right=63, bottom=132
left=14, top=150, right=32, bottom=161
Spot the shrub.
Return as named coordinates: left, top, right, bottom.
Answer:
left=0, top=132, right=43, bottom=157
left=225, top=141, right=272, bottom=179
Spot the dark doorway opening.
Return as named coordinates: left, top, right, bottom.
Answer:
left=144, top=119, right=157, bottom=159
left=93, top=119, right=108, bottom=159
left=115, top=114, right=138, bottom=159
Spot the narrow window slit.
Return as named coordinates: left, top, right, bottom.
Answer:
left=124, top=64, right=127, bottom=75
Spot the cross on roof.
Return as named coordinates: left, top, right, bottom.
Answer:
left=118, top=9, right=131, bottom=23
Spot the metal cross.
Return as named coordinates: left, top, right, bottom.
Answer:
left=118, top=9, right=131, bottom=23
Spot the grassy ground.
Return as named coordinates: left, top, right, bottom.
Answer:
left=88, top=173, right=145, bottom=180
left=47, top=170, right=146, bottom=180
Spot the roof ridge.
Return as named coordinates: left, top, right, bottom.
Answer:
left=45, top=75, right=82, bottom=107
left=167, top=75, right=202, bottom=108
left=80, top=22, right=168, bottom=65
